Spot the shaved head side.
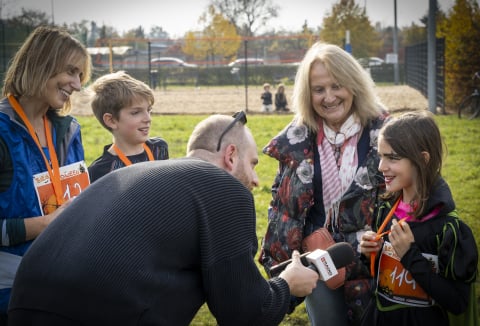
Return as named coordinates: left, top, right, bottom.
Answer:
left=187, top=114, right=248, bottom=154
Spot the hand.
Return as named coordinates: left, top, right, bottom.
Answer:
left=360, top=230, right=383, bottom=256
left=25, top=197, right=75, bottom=240
left=42, top=197, right=75, bottom=226
left=279, top=250, right=319, bottom=297
left=388, top=219, right=414, bottom=258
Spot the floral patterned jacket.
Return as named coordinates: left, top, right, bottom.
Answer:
left=259, top=111, right=390, bottom=283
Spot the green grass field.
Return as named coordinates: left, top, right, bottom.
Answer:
left=78, top=113, right=480, bottom=325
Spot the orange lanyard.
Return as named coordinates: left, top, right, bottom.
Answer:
left=112, top=143, right=154, bottom=166
left=8, top=94, right=64, bottom=206
left=370, top=196, right=401, bottom=276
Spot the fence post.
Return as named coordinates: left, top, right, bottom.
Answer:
left=244, top=40, right=248, bottom=112
left=427, top=0, right=437, bottom=113
left=393, top=0, right=399, bottom=85
left=0, top=18, right=5, bottom=73
left=148, top=41, right=152, bottom=88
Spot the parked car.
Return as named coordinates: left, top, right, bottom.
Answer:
left=368, top=57, right=385, bottom=66
left=357, top=57, right=385, bottom=67
left=227, top=58, right=264, bottom=67
left=151, top=57, right=197, bottom=68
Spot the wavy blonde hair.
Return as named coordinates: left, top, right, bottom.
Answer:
left=292, top=42, right=385, bottom=132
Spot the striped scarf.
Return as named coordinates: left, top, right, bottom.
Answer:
left=317, top=114, right=362, bottom=228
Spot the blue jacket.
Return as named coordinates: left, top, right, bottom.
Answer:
left=0, top=97, right=85, bottom=312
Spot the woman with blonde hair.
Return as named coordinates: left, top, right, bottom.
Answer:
left=259, top=42, right=390, bottom=325
left=0, top=25, right=91, bottom=324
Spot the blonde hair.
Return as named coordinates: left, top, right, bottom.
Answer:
left=2, top=25, right=92, bottom=115
left=292, top=42, right=385, bottom=132
left=90, top=71, right=154, bottom=131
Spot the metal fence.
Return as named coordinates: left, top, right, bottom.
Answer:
left=368, top=64, right=405, bottom=84
left=1, top=26, right=414, bottom=90
left=405, top=38, right=445, bottom=112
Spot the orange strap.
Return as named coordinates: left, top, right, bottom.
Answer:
left=112, top=143, right=154, bottom=166
left=8, top=94, right=64, bottom=206
left=370, top=196, right=402, bottom=276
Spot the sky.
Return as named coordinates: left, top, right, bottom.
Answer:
left=3, top=0, right=461, bottom=38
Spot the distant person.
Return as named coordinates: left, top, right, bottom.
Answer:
left=87, top=71, right=169, bottom=183
left=8, top=112, right=319, bottom=326
left=360, top=111, right=478, bottom=326
left=260, top=83, right=273, bottom=113
left=230, top=67, right=241, bottom=86
left=0, top=25, right=91, bottom=324
left=274, top=83, right=289, bottom=112
left=258, top=42, right=390, bottom=326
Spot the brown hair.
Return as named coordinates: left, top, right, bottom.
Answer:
left=379, top=111, right=445, bottom=217
left=90, top=71, right=154, bottom=131
left=2, top=25, right=92, bottom=115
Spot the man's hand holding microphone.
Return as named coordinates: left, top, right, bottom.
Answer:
left=274, top=242, right=355, bottom=297
left=278, top=250, right=319, bottom=297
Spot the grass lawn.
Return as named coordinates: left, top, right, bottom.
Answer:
left=78, top=113, right=480, bottom=325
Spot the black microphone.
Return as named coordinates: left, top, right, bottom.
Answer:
left=269, top=242, right=354, bottom=279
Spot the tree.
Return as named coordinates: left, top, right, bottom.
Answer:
left=437, top=0, right=480, bottom=109
left=300, top=20, right=317, bottom=50
left=9, top=8, right=50, bottom=32
left=401, top=22, right=427, bottom=46
left=0, top=0, right=16, bottom=20
left=148, top=26, right=169, bottom=40
left=122, top=26, right=148, bottom=51
left=263, top=22, right=317, bottom=64
left=320, top=0, right=381, bottom=59
left=0, top=7, right=51, bottom=74
left=68, top=20, right=90, bottom=46
left=402, top=0, right=447, bottom=46
left=183, top=5, right=241, bottom=65
left=210, top=0, right=279, bottom=36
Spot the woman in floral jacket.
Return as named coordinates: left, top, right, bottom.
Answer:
left=259, top=42, right=390, bottom=326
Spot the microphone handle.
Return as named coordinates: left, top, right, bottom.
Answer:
left=269, top=251, right=311, bottom=276
left=307, top=264, right=318, bottom=273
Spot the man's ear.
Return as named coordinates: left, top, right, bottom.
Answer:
left=421, top=151, right=430, bottom=164
left=222, top=144, right=237, bottom=172
left=103, top=113, right=116, bottom=130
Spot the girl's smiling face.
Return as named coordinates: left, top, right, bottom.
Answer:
left=378, top=135, right=417, bottom=203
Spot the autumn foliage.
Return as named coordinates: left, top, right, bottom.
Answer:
left=438, top=0, right=480, bottom=110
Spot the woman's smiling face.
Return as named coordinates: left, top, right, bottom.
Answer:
left=310, top=61, right=354, bottom=131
